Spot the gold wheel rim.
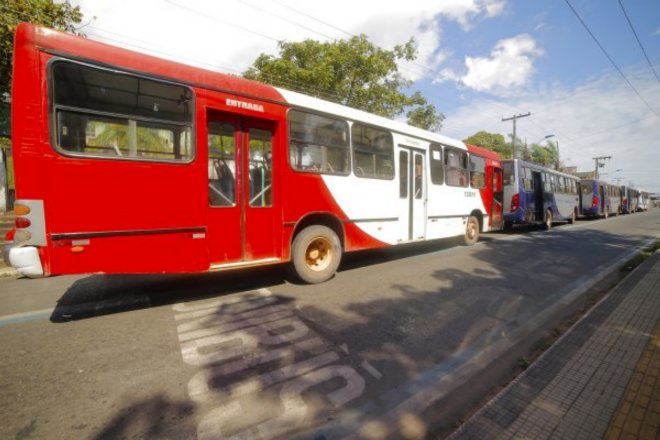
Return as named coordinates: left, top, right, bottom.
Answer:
left=305, top=238, right=332, bottom=272
left=467, top=220, right=477, bottom=239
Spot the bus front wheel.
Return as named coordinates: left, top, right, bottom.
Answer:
left=291, top=225, right=342, bottom=284
left=463, top=216, right=480, bottom=246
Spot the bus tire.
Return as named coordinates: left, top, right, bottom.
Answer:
left=463, top=216, right=480, bottom=246
left=503, top=221, right=513, bottom=232
left=544, top=209, right=553, bottom=230
left=291, top=225, right=342, bottom=284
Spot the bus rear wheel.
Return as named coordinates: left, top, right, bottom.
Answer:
left=544, top=209, right=553, bottom=230
left=463, top=216, right=480, bottom=246
left=291, top=225, right=342, bottom=284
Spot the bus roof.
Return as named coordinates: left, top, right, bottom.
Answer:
left=503, top=158, right=579, bottom=180
left=465, top=143, right=500, bottom=161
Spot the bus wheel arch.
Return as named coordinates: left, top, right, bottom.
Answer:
left=290, top=214, right=344, bottom=284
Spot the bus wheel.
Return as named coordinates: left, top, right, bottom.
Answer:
left=503, top=221, right=513, bottom=232
left=291, top=225, right=342, bottom=284
left=463, top=216, right=480, bottom=246
left=544, top=209, right=553, bottom=230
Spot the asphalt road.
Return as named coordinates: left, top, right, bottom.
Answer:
left=0, top=211, right=658, bottom=440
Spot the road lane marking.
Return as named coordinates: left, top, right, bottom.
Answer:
left=361, top=360, right=383, bottom=380
left=173, top=289, right=368, bottom=439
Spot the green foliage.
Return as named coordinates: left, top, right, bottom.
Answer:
left=244, top=35, right=444, bottom=131
left=0, top=0, right=83, bottom=101
left=530, top=140, right=559, bottom=169
left=0, top=101, right=9, bottom=137
left=463, top=131, right=512, bottom=158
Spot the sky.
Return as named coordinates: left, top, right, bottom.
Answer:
left=66, top=0, right=660, bottom=191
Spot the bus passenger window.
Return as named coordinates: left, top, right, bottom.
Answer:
left=445, top=148, right=468, bottom=187
left=469, top=155, right=486, bottom=189
left=51, top=60, right=194, bottom=162
left=288, top=110, right=349, bottom=175
left=430, top=144, right=444, bottom=185
left=352, top=124, right=394, bottom=179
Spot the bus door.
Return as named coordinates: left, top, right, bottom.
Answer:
left=599, top=185, right=606, bottom=214
left=206, top=112, right=278, bottom=265
left=533, top=171, right=544, bottom=221
left=398, top=147, right=426, bottom=241
left=491, top=167, right=504, bottom=229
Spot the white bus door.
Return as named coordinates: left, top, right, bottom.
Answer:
left=398, top=147, right=427, bottom=241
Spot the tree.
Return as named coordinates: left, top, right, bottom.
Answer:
left=244, top=35, right=444, bottom=131
left=1, top=0, right=83, bottom=130
left=463, top=131, right=512, bottom=158
left=530, top=141, right=559, bottom=169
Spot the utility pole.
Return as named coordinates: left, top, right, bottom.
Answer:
left=502, top=112, right=531, bottom=159
left=593, top=156, right=611, bottom=179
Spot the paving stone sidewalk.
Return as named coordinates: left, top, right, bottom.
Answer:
left=449, top=251, right=660, bottom=440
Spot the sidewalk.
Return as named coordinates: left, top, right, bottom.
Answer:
left=449, top=251, right=660, bottom=439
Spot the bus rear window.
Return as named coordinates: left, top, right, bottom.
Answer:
left=51, top=60, right=194, bottom=161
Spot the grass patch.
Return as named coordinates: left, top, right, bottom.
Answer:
left=621, top=241, right=660, bottom=273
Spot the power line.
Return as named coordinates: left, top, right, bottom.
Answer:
left=617, top=0, right=660, bottom=82
left=237, top=0, right=336, bottom=41
left=273, top=0, right=353, bottom=38
left=563, top=0, right=660, bottom=117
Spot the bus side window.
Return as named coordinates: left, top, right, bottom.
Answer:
left=429, top=144, right=444, bottom=185
left=445, top=148, right=468, bottom=187
left=469, top=154, right=486, bottom=189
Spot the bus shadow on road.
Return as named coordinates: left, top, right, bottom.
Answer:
left=49, top=265, right=291, bottom=322
left=49, top=237, right=498, bottom=322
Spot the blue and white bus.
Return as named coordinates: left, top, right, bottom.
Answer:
left=580, top=179, right=621, bottom=218
left=502, top=159, right=580, bottom=230
left=620, top=186, right=639, bottom=214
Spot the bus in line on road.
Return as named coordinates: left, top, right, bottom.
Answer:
left=620, top=186, right=639, bottom=214
left=580, top=179, right=621, bottom=218
left=502, top=159, right=580, bottom=230
left=6, top=23, right=502, bottom=283
left=638, top=191, right=650, bottom=211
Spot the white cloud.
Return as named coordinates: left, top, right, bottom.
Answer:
left=436, top=34, right=543, bottom=93
left=442, top=66, right=660, bottom=191
left=69, top=0, right=507, bottom=82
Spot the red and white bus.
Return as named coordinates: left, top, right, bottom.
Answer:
left=6, top=23, right=501, bottom=283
